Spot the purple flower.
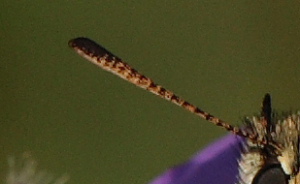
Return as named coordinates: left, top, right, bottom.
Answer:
left=149, top=134, right=244, bottom=184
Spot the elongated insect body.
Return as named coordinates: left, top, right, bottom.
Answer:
left=69, top=37, right=300, bottom=184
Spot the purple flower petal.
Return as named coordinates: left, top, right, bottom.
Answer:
left=149, top=134, right=244, bottom=184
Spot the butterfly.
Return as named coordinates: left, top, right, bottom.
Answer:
left=69, top=37, right=300, bottom=184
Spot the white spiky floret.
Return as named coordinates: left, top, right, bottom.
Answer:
left=6, top=155, right=69, bottom=184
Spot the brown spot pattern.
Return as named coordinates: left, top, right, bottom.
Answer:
left=69, top=37, right=257, bottom=141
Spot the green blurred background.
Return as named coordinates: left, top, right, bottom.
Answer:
left=1, top=1, right=300, bottom=183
